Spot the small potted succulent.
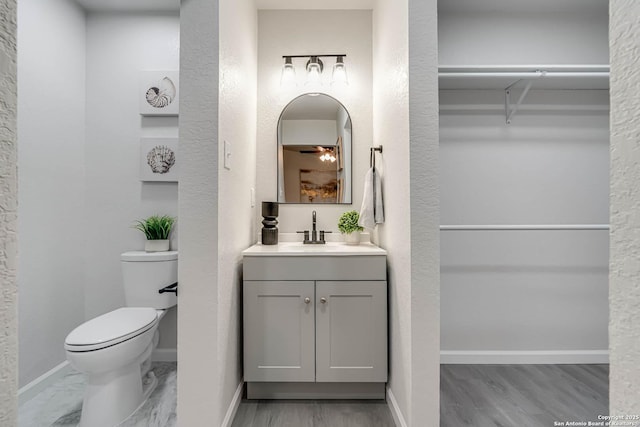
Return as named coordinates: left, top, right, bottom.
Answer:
left=338, top=210, right=364, bottom=245
left=133, top=215, right=176, bottom=252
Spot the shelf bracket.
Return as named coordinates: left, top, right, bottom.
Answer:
left=504, top=71, right=544, bottom=124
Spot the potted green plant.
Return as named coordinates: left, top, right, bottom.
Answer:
left=338, top=210, right=364, bottom=245
left=133, top=215, right=176, bottom=252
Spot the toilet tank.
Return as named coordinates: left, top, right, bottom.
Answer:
left=121, top=251, right=178, bottom=309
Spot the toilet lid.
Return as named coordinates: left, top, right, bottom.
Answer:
left=65, top=307, right=158, bottom=351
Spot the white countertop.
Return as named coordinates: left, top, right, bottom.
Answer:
left=242, top=241, right=387, bottom=257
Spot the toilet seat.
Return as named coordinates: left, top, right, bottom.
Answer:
left=65, top=307, right=158, bottom=352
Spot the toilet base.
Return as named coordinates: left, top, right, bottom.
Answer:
left=77, top=343, right=156, bottom=427
left=79, top=362, right=140, bottom=427
left=78, top=366, right=158, bottom=427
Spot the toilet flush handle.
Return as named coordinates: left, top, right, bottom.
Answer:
left=159, top=282, right=178, bottom=296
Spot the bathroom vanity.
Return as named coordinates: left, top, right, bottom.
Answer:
left=242, top=242, right=387, bottom=399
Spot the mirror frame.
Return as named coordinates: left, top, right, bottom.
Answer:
left=276, top=93, right=353, bottom=205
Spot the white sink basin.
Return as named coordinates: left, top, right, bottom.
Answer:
left=242, top=241, right=386, bottom=256
left=278, top=242, right=346, bottom=251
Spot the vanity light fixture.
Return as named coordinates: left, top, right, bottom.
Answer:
left=280, top=56, right=297, bottom=86
left=331, top=55, right=348, bottom=86
left=280, top=54, right=348, bottom=87
left=306, top=56, right=323, bottom=86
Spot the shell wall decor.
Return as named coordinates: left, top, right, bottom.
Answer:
left=145, top=77, right=176, bottom=109
left=147, top=145, right=176, bottom=174
left=140, top=138, right=179, bottom=182
left=139, top=71, right=179, bottom=116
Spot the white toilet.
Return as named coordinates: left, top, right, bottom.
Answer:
left=64, top=251, right=178, bottom=427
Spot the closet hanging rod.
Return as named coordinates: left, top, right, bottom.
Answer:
left=440, top=224, right=610, bottom=231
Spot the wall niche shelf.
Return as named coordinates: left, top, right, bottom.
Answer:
left=439, top=65, right=610, bottom=124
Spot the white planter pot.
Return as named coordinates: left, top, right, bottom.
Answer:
left=343, top=231, right=361, bottom=245
left=145, top=239, right=170, bottom=252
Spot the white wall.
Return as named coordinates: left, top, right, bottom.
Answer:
left=0, top=0, right=18, bottom=422
left=17, top=0, right=87, bottom=387
left=438, top=4, right=609, bottom=65
left=217, top=0, right=257, bottom=424
left=372, top=0, right=411, bottom=422
left=440, top=90, right=609, bottom=359
left=178, top=0, right=220, bottom=423
left=256, top=10, right=372, bottom=235
left=408, top=0, right=440, bottom=424
left=373, top=0, right=441, bottom=425
left=609, top=0, right=640, bottom=414
left=178, top=0, right=258, bottom=425
left=85, top=11, right=180, bottom=351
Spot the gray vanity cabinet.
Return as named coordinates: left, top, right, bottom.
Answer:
left=314, top=280, right=387, bottom=382
left=243, top=280, right=315, bottom=382
left=242, top=253, right=388, bottom=398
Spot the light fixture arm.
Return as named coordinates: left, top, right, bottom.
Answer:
left=281, top=54, right=347, bottom=59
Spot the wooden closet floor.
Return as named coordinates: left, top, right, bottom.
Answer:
left=231, top=399, right=396, bottom=427
left=441, top=364, right=609, bottom=427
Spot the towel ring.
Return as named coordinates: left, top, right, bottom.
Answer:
left=370, top=145, right=383, bottom=170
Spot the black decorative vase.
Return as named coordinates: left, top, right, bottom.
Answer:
left=261, top=201, right=279, bottom=245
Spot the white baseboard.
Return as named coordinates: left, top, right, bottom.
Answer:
left=440, top=350, right=609, bottom=364
left=386, top=386, right=408, bottom=427
left=221, top=380, right=244, bottom=427
left=152, top=348, right=177, bottom=362
left=18, top=361, right=73, bottom=406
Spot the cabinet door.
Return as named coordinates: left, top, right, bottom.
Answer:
left=243, top=281, right=315, bottom=382
left=315, top=281, right=387, bottom=382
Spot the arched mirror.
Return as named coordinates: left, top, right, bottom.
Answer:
left=277, top=93, right=352, bottom=204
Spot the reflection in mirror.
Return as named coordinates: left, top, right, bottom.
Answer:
left=277, top=93, right=352, bottom=204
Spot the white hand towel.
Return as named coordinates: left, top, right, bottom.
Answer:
left=359, top=167, right=385, bottom=230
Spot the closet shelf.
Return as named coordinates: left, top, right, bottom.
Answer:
left=439, top=65, right=610, bottom=90
left=439, top=65, right=610, bottom=124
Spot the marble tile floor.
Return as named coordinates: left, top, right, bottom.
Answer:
left=19, top=362, right=177, bottom=427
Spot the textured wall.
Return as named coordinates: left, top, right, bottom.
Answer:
left=372, top=0, right=411, bottom=422
left=177, top=0, right=221, bottom=424
left=609, top=0, right=640, bottom=415
left=218, top=0, right=257, bottom=424
left=373, top=0, right=440, bottom=424
left=0, top=0, right=18, bottom=423
left=408, top=0, right=440, bottom=424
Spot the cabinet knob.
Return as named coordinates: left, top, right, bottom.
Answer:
left=304, top=297, right=311, bottom=304
left=320, top=297, right=327, bottom=304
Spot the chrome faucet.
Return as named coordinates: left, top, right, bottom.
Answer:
left=297, top=210, right=331, bottom=244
